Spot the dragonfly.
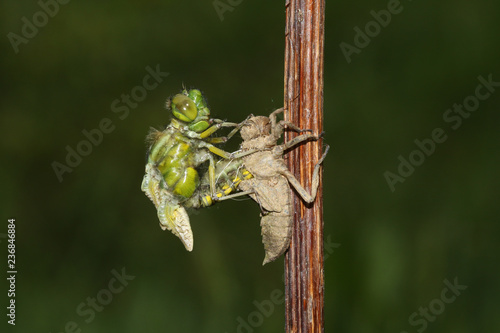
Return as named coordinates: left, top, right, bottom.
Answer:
left=141, top=88, right=246, bottom=251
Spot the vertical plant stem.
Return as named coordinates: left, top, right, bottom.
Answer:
left=283, top=0, right=325, bottom=332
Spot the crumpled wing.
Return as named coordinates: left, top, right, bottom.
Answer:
left=141, top=164, right=163, bottom=208
left=141, top=164, right=194, bottom=251
left=157, top=203, right=193, bottom=251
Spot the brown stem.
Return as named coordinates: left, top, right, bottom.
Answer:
left=283, top=0, right=325, bottom=332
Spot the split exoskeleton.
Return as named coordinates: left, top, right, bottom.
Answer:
left=206, top=108, right=329, bottom=264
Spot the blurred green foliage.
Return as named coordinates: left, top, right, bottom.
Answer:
left=1, top=0, right=499, bottom=332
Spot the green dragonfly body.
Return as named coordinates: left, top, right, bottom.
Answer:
left=141, top=89, right=241, bottom=251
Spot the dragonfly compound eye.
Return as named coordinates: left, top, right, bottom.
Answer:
left=171, top=94, right=198, bottom=122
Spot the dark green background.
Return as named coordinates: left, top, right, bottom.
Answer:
left=1, top=0, right=499, bottom=332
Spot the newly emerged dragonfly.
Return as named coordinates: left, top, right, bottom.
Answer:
left=141, top=88, right=245, bottom=251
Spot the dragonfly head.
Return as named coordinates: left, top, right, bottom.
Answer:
left=167, top=89, right=211, bottom=133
